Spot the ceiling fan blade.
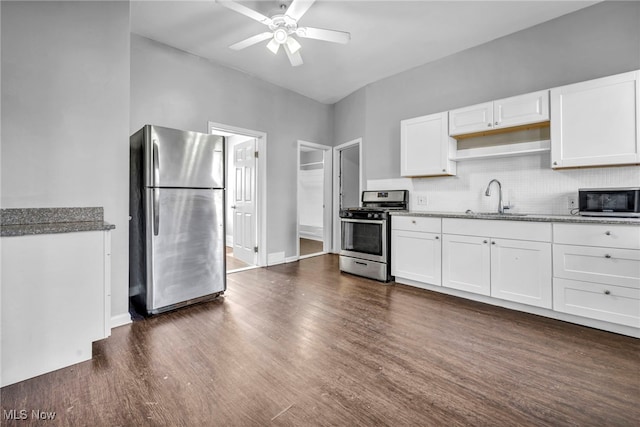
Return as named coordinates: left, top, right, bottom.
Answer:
left=285, top=0, right=315, bottom=22
left=296, top=27, right=350, bottom=44
left=230, top=32, right=273, bottom=50
left=284, top=43, right=303, bottom=67
left=216, top=0, right=273, bottom=26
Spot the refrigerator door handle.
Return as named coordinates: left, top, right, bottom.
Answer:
left=153, top=188, right=160, bottom=236
left=152, top=140, right=160, bottom=236
left=152, top=140, right=160, bottom=187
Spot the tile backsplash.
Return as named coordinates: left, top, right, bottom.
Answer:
left=368, top=154, right=639, bottom=215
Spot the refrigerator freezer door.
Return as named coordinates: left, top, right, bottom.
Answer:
left=146, top=188, right=225, bottom=312
left=147, top=126, right=224, bottom=189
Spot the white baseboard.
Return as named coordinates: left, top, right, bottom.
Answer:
left=111, top=312, right=132, bottom=329
left=285, top=256, right=299, bottom=263
left=267, top=251, right=285, bottom=266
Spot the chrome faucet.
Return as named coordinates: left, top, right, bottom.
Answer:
left=485, top=179, right=504, bottom=214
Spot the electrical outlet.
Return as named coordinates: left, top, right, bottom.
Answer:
left=568, top=195, right=578, bottom=209
left=417, top=195, right=428, bottom=206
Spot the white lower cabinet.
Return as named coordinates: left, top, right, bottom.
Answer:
left=442, top=234, right=490, bottom=295
left=491, top=238, right=552, bottom=308
left=392, top=230, right=441, bottom=285
left=391, top=216, right=441, bottom=286
left=442, top=219, right=552, bottom=308
left=1, top=231, right=111, bottom=387
left=391, top=216, right=639, bottom=336
left=552, top=223, right=640, bottom=327
left=553, top=278, right=640, bottom=328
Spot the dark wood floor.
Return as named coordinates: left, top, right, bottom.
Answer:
left=2, top=255, right=638, bottom=426
left=226, top=246, right=251, bottom=271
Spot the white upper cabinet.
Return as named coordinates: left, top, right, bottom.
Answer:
left=401, top=112, right=456, bottom=177
left=495, top=90, right=549, bottom=129
left=448, top=102, right=494, bottom=136
left=550, top=70, right=640, bottom=168
left=449, top=90, right=549, bottom=136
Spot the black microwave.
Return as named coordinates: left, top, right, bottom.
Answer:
left=579, top=187, right=640, bottom=218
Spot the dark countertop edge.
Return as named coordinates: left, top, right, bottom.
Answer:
left=1, top=221, right=116, bottom=237
left=390, top=211, right=640, bottom=226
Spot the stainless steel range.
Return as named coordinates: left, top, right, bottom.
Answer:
left=339, top=190, right=409, bottom=282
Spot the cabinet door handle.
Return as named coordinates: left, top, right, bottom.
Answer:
left=605, top=231, right=611, bottom=236
left=487, top=123, right=492, bottom=128
left=491, top=241, right=496, bottom=245
left=605, top=254, right=611, bottom=259
left=494, top=121, right=499, bottom=126
left=411, top=220, right=416, bottom=224
left=435, top=236, right=440, bottom=240
left=483, top=240, right=488, bottom=244
left=604, top=290, right=611, bottom=295
left=553, top=161, right=558, bottom=166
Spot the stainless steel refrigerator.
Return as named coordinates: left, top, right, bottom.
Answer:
left=129, top=125, right=226, bottom=315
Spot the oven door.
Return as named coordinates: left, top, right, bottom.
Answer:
left=340, top=218, right=387, bottom=263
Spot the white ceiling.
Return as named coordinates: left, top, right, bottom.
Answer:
left=131, top=0, right=598, bottom=104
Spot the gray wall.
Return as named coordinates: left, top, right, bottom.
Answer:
left=334, top=1, right=640, bottom=181
left=130, top=35, right=333, bottom=260
left=1, top=1, right=131, bottom=320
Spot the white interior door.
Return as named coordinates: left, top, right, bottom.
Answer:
left=232, top=138, right=256, bottom=265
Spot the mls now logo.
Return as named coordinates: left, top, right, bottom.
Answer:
left=3, top=409, right=57, bottom=421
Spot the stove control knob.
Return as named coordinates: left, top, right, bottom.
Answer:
left=367, top=213, right=373, bottom=218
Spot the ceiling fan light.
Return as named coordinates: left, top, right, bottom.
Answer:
left=266, top=38, right=280, bottom=54
left=286, top=37, right=301, bottom=54
left=273, top=28, right=288, bottom=44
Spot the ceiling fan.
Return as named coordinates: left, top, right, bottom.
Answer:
left=216, top=0, right=350, bottom=66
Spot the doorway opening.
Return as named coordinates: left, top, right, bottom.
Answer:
left=333, top=138, right=362, bottom=253
left=297, top=141, right=332, bottom=259
left=208, top=121, right=267, bottom=273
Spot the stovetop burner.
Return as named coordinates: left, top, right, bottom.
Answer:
left=339, top=190, right=409, bottom=219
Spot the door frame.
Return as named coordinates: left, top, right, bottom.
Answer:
left=296, top=140, right=333, bottom=259
left=332, top=138, right=363, bottom=253
left=208, top=121, right=267, bottom=268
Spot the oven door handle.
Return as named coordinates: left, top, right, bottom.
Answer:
left=340, top=218, right=386, bottom=225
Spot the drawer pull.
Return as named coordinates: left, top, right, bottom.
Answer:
left=604, top=290, right=611, bottom=295
left=483, top=240, right=488, bottom=244
left=491, top=241, right=496, bottom=245
left=411, top=220, right=416, bottom=224
left=435, top=236, right=440, bottom=240
left=605, top=231, right=611, bottom=236
left=605, top=254, right=612, bottom=259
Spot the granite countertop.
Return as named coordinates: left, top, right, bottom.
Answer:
left=391, top=210, right=640, bottom=226
left=1, top=207, right=115, bottom=237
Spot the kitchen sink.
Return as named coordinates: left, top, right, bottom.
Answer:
left=472, top=212, right=527, bottom=216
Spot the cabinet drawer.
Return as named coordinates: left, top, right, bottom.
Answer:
left=443, top=218, right=551, bottom=242
left=392, top=216, right=441, bottom=233
left=553, top=244, right=640, bottom=289
left=553, top=223, right=640, bottom=250
left=553, top=278, right=640, bottom=328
